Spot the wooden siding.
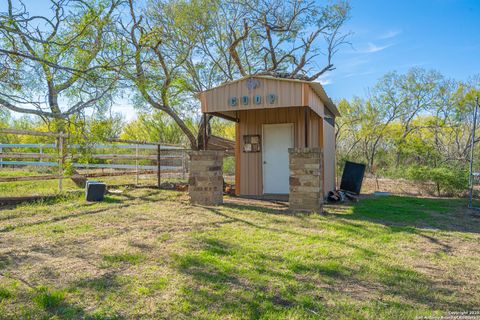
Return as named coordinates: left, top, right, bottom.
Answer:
left=200, top=76, right=337, bottom=118
left=323, top=119, right=336, bottom=193
left=200, top=77, right=337, bottom=197
left=235, top=123, right=241, bottom=196
left=308, top=87, right=325, bottom=117
left=309, top=110, right=320, bottom=147
left=238, top=107, right=323, bottom=196
left=203, top=78, right=304, bottom=113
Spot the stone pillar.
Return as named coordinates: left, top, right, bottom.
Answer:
left=288, top=148, right=323, bottom=213
left=188, top=150, right=224, bottom=205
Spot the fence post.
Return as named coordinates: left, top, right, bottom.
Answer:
left=135, top=144, right=139, bottom=186
left=58, top=136, right=64, bottom=192
left=468, top=97, right=479, bottom=209
left=182, top=149, right=186, bottom=180
left=157, top=144, right=161, bottom=188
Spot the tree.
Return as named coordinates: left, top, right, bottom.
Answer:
left=335, top=69, right=480, bottom=195
left=122, top=0, right=200, bottom=148
left=121, top=111, right=196, bottom=145
left=391, top=68, right=445, bottom=165
left=124, top=0, right=351, bottom=149
left=190, top=0, right=351, bottom=82
left=0, top=0, right=122, bottom=131
left=335, top=98, right=363, bottom=160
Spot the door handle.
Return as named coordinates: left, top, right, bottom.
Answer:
left=263, top=161, right=267, bottom=164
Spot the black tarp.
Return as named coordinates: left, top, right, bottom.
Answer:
left=340, top=161, right=366, bottom=195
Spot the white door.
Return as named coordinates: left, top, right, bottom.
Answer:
left=262, top=123, right=294, bottom=194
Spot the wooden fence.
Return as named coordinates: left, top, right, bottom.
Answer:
left=0, top=128, right=188, bottom=191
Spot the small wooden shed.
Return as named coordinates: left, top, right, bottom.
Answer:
left=198, top=76, right=339, bottom=198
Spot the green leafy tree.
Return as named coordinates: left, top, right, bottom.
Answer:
left=337, top=68, right=480, bottom=195
left=121, top=112, right=196, bottom=145
left=124, top=0, right=351, bottom=149
left=0, top=0, right=122, bottom=131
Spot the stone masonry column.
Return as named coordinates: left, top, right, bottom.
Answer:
left=188, top=150, right=224, bottom=205
left=288, top=148, right=323, bottom=213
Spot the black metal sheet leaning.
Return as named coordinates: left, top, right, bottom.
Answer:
left=340, top=161, right=366, bottom=195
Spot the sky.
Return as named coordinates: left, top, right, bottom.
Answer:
left=6, top=0, right=480, bottom=120
left=322, top=0, right=480, bottom=101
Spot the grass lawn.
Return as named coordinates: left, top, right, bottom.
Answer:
left=0, top=170, right=81, bottom=197
left=0, top=189, right=479, bottom=319
left=0, top=169, right=187, bottom=197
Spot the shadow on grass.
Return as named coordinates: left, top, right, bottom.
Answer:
left=0, top=204, right=131, bottom=233
left=222, top=201, right=291, bottom=215
left=73, top=272, right=124, bottom=293
left=173, top=232, right=476, bottom=318
left=36, top=297, right=125, bottom=320
left=203, top=206, right=316, bottom=240
left=4, top=283, right=126, bottom=320
left=173, top=239, right=297, bottom=318
left=0, top=191, right=83, bottom=211
left=327, top=195, right=480, bottom=234
left=108, top=189, right=183, bottom=205
left=174, top=198, right=480, bottom=317
left=0, top=189, right=176, bottom=233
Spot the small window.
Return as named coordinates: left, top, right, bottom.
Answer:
left=325, top=117, right=335, bottom=127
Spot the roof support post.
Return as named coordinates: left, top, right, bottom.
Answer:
left=203, top=113, right=208, bottom=150
left=304, top=107, right=309, bottom=148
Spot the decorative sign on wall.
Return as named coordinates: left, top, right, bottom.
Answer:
left=268, top=94, right=277, bottom=104
left=243, top=135, right=261, bottom=153
left=227, top=79, right=277, bottom=107
left=229, top=94, right=277, bottom=107
left=246, top=78, right=261, bottom=90
left=229, top=97, right=238, bottom=106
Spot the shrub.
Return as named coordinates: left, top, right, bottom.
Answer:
left=405, top=165, right=468, bottom=196
left=223, top=156, right=235, bottom=175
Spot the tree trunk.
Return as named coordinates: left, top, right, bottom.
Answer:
left=148, top=102, right=198, bottom=150
left=165, top=108, right=198, bottom=150
left=197, top=115, right=211, bottom=150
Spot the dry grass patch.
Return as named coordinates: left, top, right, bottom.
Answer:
left=0, top=190, right=478, bottom=319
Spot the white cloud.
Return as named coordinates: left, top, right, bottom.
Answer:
left=361, top=42, right=393, bottom=53
left=319, top=77, right=332, bottom=85
left=343, top=70, right=376, bottom=78
left=342, top=57, right=370, bottom=68
left=378, top=30, right=402, bottom=40
left=393, top=61, right=429, bottom=70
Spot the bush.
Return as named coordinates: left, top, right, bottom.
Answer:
left=223, top=156, right=235, bottom=175
left=405, top=165, right=468, bottom=196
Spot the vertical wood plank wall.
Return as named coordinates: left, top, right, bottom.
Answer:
left=238, top=107, right=323, bottom=196
left=308, top=88, right=326, bottom=117
left=318, top=117, right=325, bottom=194
left=204, top=79, right=303, bottom=113
left=200, top=77, right=337, bottom=197
left=323, top=120, right=336, bottom=194
left=235, top=123, right=241, bottom=196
